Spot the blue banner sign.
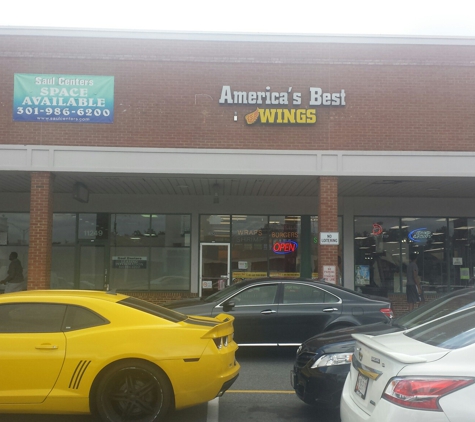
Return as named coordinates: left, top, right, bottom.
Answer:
left=13, top=74, right=114, bottom=123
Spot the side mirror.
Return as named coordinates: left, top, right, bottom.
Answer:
left=223, top=301, right=235, bottom=312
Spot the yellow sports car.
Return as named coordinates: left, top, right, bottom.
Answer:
left=0, top=290, right=240, bottom=421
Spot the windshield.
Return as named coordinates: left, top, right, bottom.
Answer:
left=395, top=288, right=475, bottom=329
left=405, top=305, right=475, bottom=349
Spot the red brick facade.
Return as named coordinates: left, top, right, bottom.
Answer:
left=27, top=172, right=54, bottom=289
left=318, top=177, right=339, bottom=278
left=2, top=30, right=474, bottom=311
left=1, top=34, right=475, bottom=152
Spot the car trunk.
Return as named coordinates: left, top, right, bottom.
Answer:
left=348, top=333, right=448, bottom=416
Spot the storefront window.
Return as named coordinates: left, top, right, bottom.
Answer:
left=0, top=213, right=30, bottom=245
left=200, top=215, right=230, bottom=242
left=150, top=247, right=190, bottom=291
left=111, top=214, right=147, bottom=246
left=151, top=215, right=190, bottom=247
left=0, top=246, right=28, bottom=288
left=52, top=213, right=76, bottom=245
left=354, top=216, right=451, bottom=296
left=269, top=216, right=300, bottom=278
left=231, top=215, right=268, bottom=280
left=354, top=217, right=401, bottom=296
left=402, top=217, right=448, bottom=294
left=51, top=246, right=75, bottom=289
left=0, top=213, right=30, bottom=289
left=79, top=213, right=109, bottom=241
left=110, top=247, right=149, bottom=290
left=51, top=213, right=191, bottom=292
left=110, top=214, right=191, bottom=291
left=449, top=218, right=475, bottom=290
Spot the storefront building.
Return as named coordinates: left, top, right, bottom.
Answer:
left=2, top=28, right=475, bottom=314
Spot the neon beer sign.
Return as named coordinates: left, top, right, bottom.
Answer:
left=408, top=228, right=432, bottom=243
left=273, top=240, right=298, bottom=254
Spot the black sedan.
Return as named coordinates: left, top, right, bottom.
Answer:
left=291, top=287, right=475, bottom=408
left=164, top=278, right=392, bottom=346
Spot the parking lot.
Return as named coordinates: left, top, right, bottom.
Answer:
left=2, top=347, right=340, bottom=422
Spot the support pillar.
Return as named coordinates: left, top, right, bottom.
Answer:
left=318, top=176, right=339, bottom=282
left=28, top=172, right=54, bottom=290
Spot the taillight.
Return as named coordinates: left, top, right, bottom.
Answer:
left=213, top=335, right=229, bottom=349
left=383, top=377, right=474, bottom=410
left=380, top=308, right=393, bottom=319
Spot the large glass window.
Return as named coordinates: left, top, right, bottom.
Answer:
left=203, top=214, right=343, bottom=282
left=402, top=217, right=448, bottom=294
left=150, top=247, right=190, bottom=291
left=354, top=217, right=402, bottom=296
left=0, top=213, right=29, bottom=288
left=52, top=213, right=76, bottom=245
left=51, top=246, right=75, bottom=289
left=231, top=215, right=268, bottom=280
left=0, top=213, right=30, bottom=245
left=110, top=246, right=149, bottom=290
left=79, top=213, right=108, bottom=241
left=51, top=213, right=191, bottom=292
left=200, top=215, right=230, bottom=242
left=354, top=216, right=453, bottom=296
left=110, top=214, right=191, bottom=291
left=269, top=216, right=301, bottom=277
left=449, top=218, right=475, bottom=290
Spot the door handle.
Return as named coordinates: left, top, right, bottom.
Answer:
left=323, top=307, right=339, bottom=312
left=35, top=344, right=58, bottom=350
left=261, top=309, right=277, bottom=314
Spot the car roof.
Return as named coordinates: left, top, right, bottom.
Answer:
left=236, top=277, right=325, bottom=286
left=0, top=289, right=128, bottom=303
left=234, top=277, right=371, bottom=297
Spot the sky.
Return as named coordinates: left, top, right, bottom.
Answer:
left=1, top=0, right=475, bottom=37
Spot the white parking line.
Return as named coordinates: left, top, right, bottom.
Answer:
left=207, top=397, right=220, bottom=422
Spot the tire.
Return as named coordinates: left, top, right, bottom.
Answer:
left=95, top=360, right=172, bottom=422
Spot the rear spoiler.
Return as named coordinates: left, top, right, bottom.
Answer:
left=201, top=313, right=235, bottom=339
left=352, top=333, right=428, bottom=364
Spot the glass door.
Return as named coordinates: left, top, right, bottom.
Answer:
left=200, top=243, right=230, bottom=297
left=78, top=244, right=108, bottom=290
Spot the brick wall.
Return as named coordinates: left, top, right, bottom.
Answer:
left=27, top=172, right=53, bottom=289
left=1, top=34, right=475, bottom=153
left=318, top=177, right=339, bottom=277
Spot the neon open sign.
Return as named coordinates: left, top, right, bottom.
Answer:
left=273, top=240, right=298, bottom=254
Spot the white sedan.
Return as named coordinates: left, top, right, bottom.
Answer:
left=341, top=305, right=475, bottom=422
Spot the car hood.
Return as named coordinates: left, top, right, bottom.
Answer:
left=163, top=298, right=216, bottom=316
left=301, top=321, right=401, bottom=352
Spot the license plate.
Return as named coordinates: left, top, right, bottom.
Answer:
left=355, top=372, right=369, bottom=400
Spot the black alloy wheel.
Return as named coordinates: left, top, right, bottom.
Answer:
left=95, top=360, right=172, bottom=422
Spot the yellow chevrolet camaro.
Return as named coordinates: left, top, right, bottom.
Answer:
left=0, top=290, right=240, bottom=421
